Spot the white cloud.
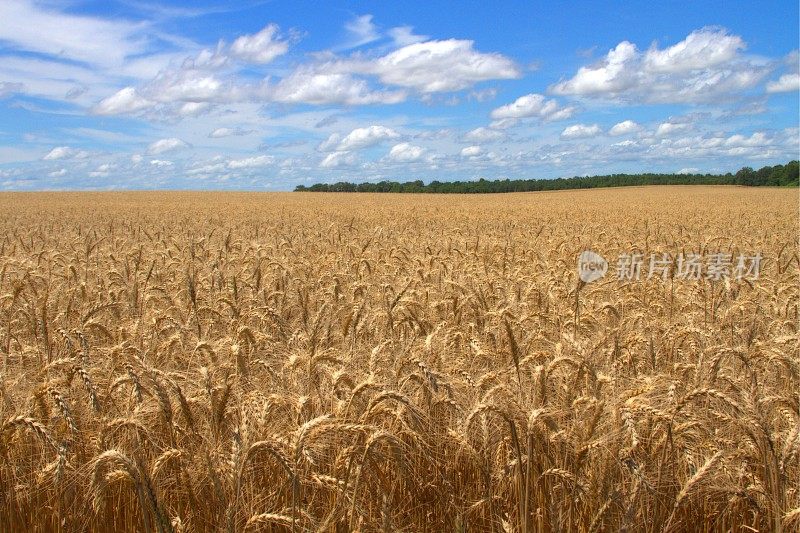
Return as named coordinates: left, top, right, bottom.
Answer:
left=184, top=45, right=228, bottom=71
left=461, top=145, right=483, bottom=157
left=150, top=159, right=173, bottom=167
left=551, top=28, right=769, bottom=103
left=633, top=129, right=791, bottom=161
left=273, top=69, right=406, bottom=106
left=230, top=24, right=289, bottom=64
left=89, top=163, right=115, bottom=178
left=490, top=93, right=575, bottom=121
left=0, top=0, right=146, bottom=68
left=317, top=133, right=342, bottom=152
left=42, top=146, right=74, bottom=160
left=209, top=127, right=254, bottom=138
left=611, top=139, right=638, bottom=149
left=365, top=39, right=520, bottom=93
left=766, top=73, right=800, bottom=93
left=87, top=23, right=518, bottom=115
left=344, top=15, right=380, bottom=49
left=561, top=124, right=602, bottom=139
left=552, top=41, right=638, bottom=96
left=724, top=131, right=772, bottom=147
left=387, top=142, right=425, bottom=162
left=643, top=28, right=745, bottom=73
left=177, top=102, right=212, bottom=117
left=227, top=155, right=274, bottom=169
left=147, top=138, right=190, bottom=155
left=655, top=121, right=691, bottom=136
left=388, top=26, right=428, bottom=47
left=463, top=127, right=507, bottom=142
left=48, top=168, right=66, bottom=177
left=677, top=167, right=700, bottom=174
left=609, top=120, right=641, bottom=136
left=92, top=87, right=154, bottom=115
left=145, top=70, right=229, bottom=103
left=323, top=125, right=400, bottom=152
left=319, top=151, right=356, bottom=168
left=42, top=146, right=89, bottom=160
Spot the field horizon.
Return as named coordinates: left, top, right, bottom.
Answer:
left=0, top=182, right=795, bottom=196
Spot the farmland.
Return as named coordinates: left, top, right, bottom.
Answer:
left=0, top=187, right=797, bottom=532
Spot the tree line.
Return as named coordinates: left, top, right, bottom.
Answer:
left=294, top=160, right=799, bottom=193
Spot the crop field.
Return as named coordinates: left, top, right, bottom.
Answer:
left=0, top=187, right=797, bottom=532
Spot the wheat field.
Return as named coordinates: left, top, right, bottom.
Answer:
left=0, top=187, right=797, bottom=532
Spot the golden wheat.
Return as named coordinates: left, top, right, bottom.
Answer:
left=0, top=187, right=796, bottom=532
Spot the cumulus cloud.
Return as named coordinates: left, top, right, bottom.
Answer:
left=643, top=29, right=745, bottom=73
left=144, top=70, right=232, bottom=104
left=92, top=87, right=153, bottom=115
left=550, top=28, right=769, bottom=103
left=460, top=145, right=483, bottom=157
left=88, top=21, right=519, bottom=116
left=609, top=120, right=641, bottom=136
left=724, top=131, right=772, bottom=147
left=319, top=151, right=356, bottom=168
left=638, top=129, right=793, bottom=161
left=552, top=41, right=638, bottom=96
left=655, top=121, right=691, bottom=137
left=386, top=142, right=425, bottom=162
left=147, top=138, right=190, bottom=156
left=150, top=159, right=173, bottom=167
left=362, top=39, right=521, bottom=93
left=42, top=146, right=88, bottom=160
left=766, top=73, right=800, bottom=93
left=321, top=125, right=400, bottom=152
left=89, top=25, right=288, bottom=116
left=89, top=163, right=114, bottom=177
left=93, top=83, right=219, bottom=117
left=490, top=93, right=575, bottom=121
left=273, top=69, right=406, bottom=106
left=230, top=24, right=289, bottom=64
left=42, top=146, right=73, bottom=160
left=48, top=168, right=66, bottom=177
left=561, top=124, right=602, bottom=139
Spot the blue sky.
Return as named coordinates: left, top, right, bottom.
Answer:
left=0, top=0, right=797, bottom=190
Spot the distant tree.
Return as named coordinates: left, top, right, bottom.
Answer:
left=784, top=160, right=799, bottom=186
left=293, top=160, right=799, bottom=193
left=735, top=167, right=754, bottom=186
